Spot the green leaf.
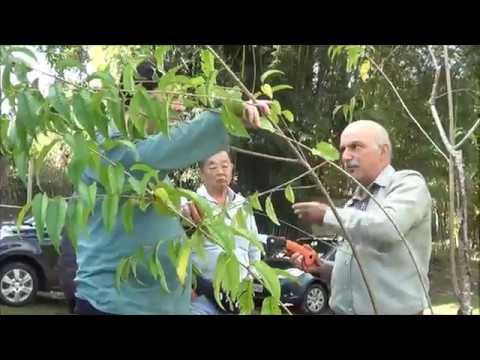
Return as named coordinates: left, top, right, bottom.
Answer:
left=91, top=91, right=109, bottom=138
left=231, top=226, right=264, bottom=255
left=253, top=261, right=281, bottom=300
left=156, top=66, right=181, bottom=89
left=2, top=61, right=13, bottom=98
left=175, top=188, right=214, bottom=219
left=153, top=187, right=177, bottom=216
left=176, top=240, right=192, bottom=286
left=17, top=91, right=41, bottom=133
left=249, top=192, right=262, bottom=211
left=154, top=45, right=171, bottom=72
left=13, top=150, right=28, bottom=185
left=34, top=139, right=60, bottom=190
left=107, top=164, right=125, bottom=195
left=115, top=257, right=130, bottom=290
left=284, top=184, right=295, bottom=204
left=130, top=163, right=157, bottom=174
left=128, top=177, right=143, bottom=196
left=122, top=199, right=135, bottom=234
left=205, top=219, right=236, bottom=253
left=189, top=76, right=205, bottom=87
left=102, top=194, right=119, bottom=232
left=311, top=142, right=340, bottom=161
left=190, top=229, right=206, bottom=261
left=359, top=60, right=371, bottom=82
left=346, top=45, right=363, bottom=72
left=271, top=100, right=281, bottom=115
left=152, top=98, right=169, bottom=137
left=16, top=202, right=32, bottom=236
left=65, top=200, right=84, bottom=250
left=259, top=117, right=275, bottom=132
left=8, top=46, right=37, bottom=61
left=45, top=197, right=67, bottom=252
left=260, top=69, right=284, bottom=83
left=135, top=87, right=166, bottom=136
left=72, top=91, right=96, bottom=140
left=13, top=61, right=31, bottom=83
left=32, top=193, right=48, bottom=242
left=275, top=268, right=298, bottom=282
left=342, top=105, right=349, bottom=121
left=265, top=195, right=280, bottom=226
left=238, top=279, right=255, bottom=315
left=87, top=71, right=116, bottom=88
left=122, top=63, right=135, bottom=93
left=154, top=239, right=170, bottom=292
left=261, top=84, right=273, bottom=99
left=129, top=258, right=144, bottom=285
left=200, top=49, right=215, bottom=78
left=78, top=182, right=97, bottom=213
left=128, top=90, right=146, bottom=137
left=148, top=252, right=159, bottom=280
left=234, top=208, right=247, bottom=230
left=224, top=255, right=240, bottom=296
left=332, top=104, right=343, bottom=118
left=282, top=110, right=294, bottom=122
left=106, top=90, right=126, bottom=136
left=220, top=103, right=250, bottom=139
left=213, top=252, right=228, bottom=311
left=88, top=183, right=97, bottom=209
left=47, top=83, right=71, bottom=122
left=133, top=246, right=145, bottom=265
left=271, top=84, right=293, bottom=93
left=261, top=296, right=282, bottom=315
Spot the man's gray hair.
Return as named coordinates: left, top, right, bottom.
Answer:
left=344, top=120, right=393, bottom=160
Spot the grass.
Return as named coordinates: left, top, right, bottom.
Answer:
left=427, top=249, right=479, bottom=315
left=0, top=292, right=70, bottom=315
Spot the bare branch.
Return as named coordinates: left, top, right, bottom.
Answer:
left=0, top=204, right=22, bottom=209
left=427, top=46, right=455, bottom=154
left=435, top=88, right=479, bottom=100
left=258, top=161, right=327, bottom=198
left=454, top=118, right=480, bottom=150
left=367, top=54, right=449, bottom=162
left=230, top=146, right=301, bottom=164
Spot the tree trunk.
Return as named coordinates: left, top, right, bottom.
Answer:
left=454, top=151, right=474, bottom=314
left=442, top=45, right=473, bottom=314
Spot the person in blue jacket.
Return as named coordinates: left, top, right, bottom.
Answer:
left=73, top=60, right=270, bottom=315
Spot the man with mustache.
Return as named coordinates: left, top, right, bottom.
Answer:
left=291, top=120, right=432, bottom=315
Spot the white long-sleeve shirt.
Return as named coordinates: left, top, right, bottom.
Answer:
left=324, top=165, right=432, bottom=315
left=191, top=185, right=265, bottom=281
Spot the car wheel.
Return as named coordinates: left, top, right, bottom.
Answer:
left=301, top=283, right=328, bottom=315
left=0, top=262, right=39, bottom=306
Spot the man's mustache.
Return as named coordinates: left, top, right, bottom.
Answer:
left=345, top=159, right=360, bottom=168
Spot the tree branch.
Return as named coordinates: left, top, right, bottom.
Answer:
left=367, top=54, right=449, bottom=162
left=209, top=47, right=434, bottom=314
left=0, top=204, right=22, bottom=209
left=230, top=146, right=302, bottom=164
left=427, top=46, right=455, bottom=154
left=454, top=118, right=480, bottom=150
left=258, top=162, right=327, bottom=197
left=435, top=88, right=479, bottom=100
left=207, top=45, right=380, bottom=314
